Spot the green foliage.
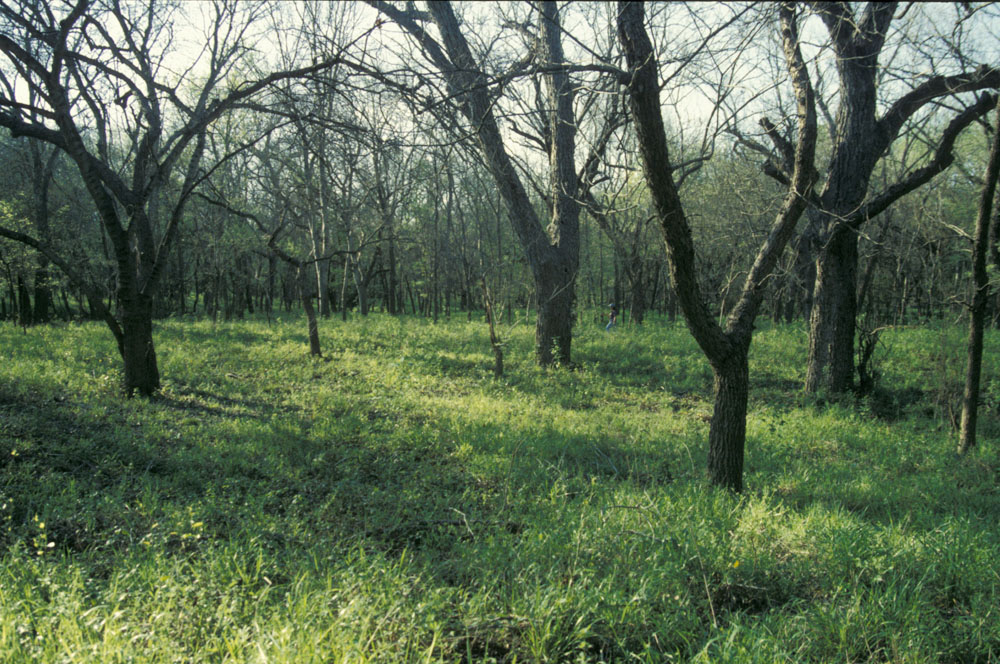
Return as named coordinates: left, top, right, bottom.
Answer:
left=1, top=316, right=999, bottom=662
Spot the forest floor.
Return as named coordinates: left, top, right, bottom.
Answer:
left=0, top=313, right=998, bottom=663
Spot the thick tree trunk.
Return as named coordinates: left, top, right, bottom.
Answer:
left=708, top=354, right=749, bottom=493
left=535, top=264, right=575, bottom=365
left=626, top=260, right=647, bottom=325
left=119, top=293, right=160, bottom=397
left=17, top=274, right=31, bottom=326
left=33, top=265, right=51, bottom=323
left=619, top=0, right=816, bottom=494
left=805, top=228, right=857, bottom=393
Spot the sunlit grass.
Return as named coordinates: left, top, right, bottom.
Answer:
left=1, top=313, right=998, bottom=662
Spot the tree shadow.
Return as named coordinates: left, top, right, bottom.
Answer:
left=154, top=383, right=303, bottom=419
left=746, top=423, right=1000, bottom=533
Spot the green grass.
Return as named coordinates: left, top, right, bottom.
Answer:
left=1, top=313, right=999, bottom=662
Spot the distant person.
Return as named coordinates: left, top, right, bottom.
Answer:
left=606, top=304, right=617, bottom=331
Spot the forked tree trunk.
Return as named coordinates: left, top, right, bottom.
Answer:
left=798, top=4, right=1000, bottom=394
left=619, top=0, right=816, bottom=493
left=708, top=354, right=749, bottom=492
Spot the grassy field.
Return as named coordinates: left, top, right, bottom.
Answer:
left=1, top=313, right=998, bottom=662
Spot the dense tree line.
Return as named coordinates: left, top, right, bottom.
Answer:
left=2, top=0, right=999, bottom=489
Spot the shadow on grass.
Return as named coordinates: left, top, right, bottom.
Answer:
left=0, top=383, right=183, bottom=552
left=155, top=383, right=303, bottom=419
left=156, top=322, right=279, bottom=347
left=747, top=423, right=1000, bottom=532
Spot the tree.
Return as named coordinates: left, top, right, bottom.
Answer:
left=618, top=0, right=818, bottom=491
left=789, top=2, right=1000, bottom=393
left=369, top=0, right=585, bottom=366
left=958, top=98, right=1000, bottom=455
left=0, top=0, right=354, bottom=394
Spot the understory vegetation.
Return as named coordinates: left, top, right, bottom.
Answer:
left=1, top=314, right=998, bottom=663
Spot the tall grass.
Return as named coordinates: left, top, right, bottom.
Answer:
left=1, top=313, right=998, bottom=662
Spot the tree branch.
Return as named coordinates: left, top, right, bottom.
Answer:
left=847, top=92, right=998, bottom=229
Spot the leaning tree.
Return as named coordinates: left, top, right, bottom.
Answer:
left=368, top=0, right=590, bottom=366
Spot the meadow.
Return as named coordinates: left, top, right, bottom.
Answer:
left=0, top=313, right=998, bottom=663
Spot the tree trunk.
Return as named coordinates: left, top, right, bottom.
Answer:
left=17, top=274, right=31, bottom=326
left=958, top=100, right=1000, bottom=455
left=119, top=293, right=160, bottom=397
left=805, top=227, right=857, bottom=393
left=33, top=265, right=51, bottom=323
left=300, top=269, right=322, bottom=357
left=535, top=264, right=575, bottom=365
left=618, top=0, right=817, bottom=494
left=267, top=252, right=277, bottom=316
left=340, top=258, right=350, bottom=321
left=626, top=259, right=647, bottom=325
left=387, top=231, right=399, bottom=315
left=316, top=257, right=332, bottom=318
left=353, top=261, right=369, bottom=316
left=798, top=5, right=1000, bottom=393
left=708, top=354, right=749, bottom=492
left=28, top=144, right=56, bottom=324
left=382, top=0, right=581, bottom=367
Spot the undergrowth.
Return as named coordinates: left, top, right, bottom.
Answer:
left=0, top=313, right=998, bottom=662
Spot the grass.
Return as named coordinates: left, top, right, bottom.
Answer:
left=1, top=312, right=999, bottom=662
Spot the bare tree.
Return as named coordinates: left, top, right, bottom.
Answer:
left=958, top=97, right=1000, bottom=455
left=790, top=3, right=999, bottom=393
left=0, top=0, right=353, bottom=394
left=618, top=0, right=818, bottom=492
left=368, top=0, right=586, bottom=366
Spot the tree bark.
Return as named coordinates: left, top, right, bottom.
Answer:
left=315, top=257, right=332, bottom=318
left=119, top=292, right=159, bottom=396
left=959, top=99, right=1000, bottom=455
left=300, top=268, right=322, bottom=357
left=805, top=226, right=858, bottom=393
left=708, top=354, right=749, bottom=491
left=17, top=274, right=31, bottom=327
left=374, top=0, right=580, bottom=366
left=626, top=257, right=647, bottom=325
left=618, top=0, right=816, bottom=492
left=798, top=3, right=1000, bottom=393
left=535, top=260, right=575, bottom=365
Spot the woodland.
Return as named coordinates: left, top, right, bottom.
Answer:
left=1, top=1, right=1000, bottom=662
